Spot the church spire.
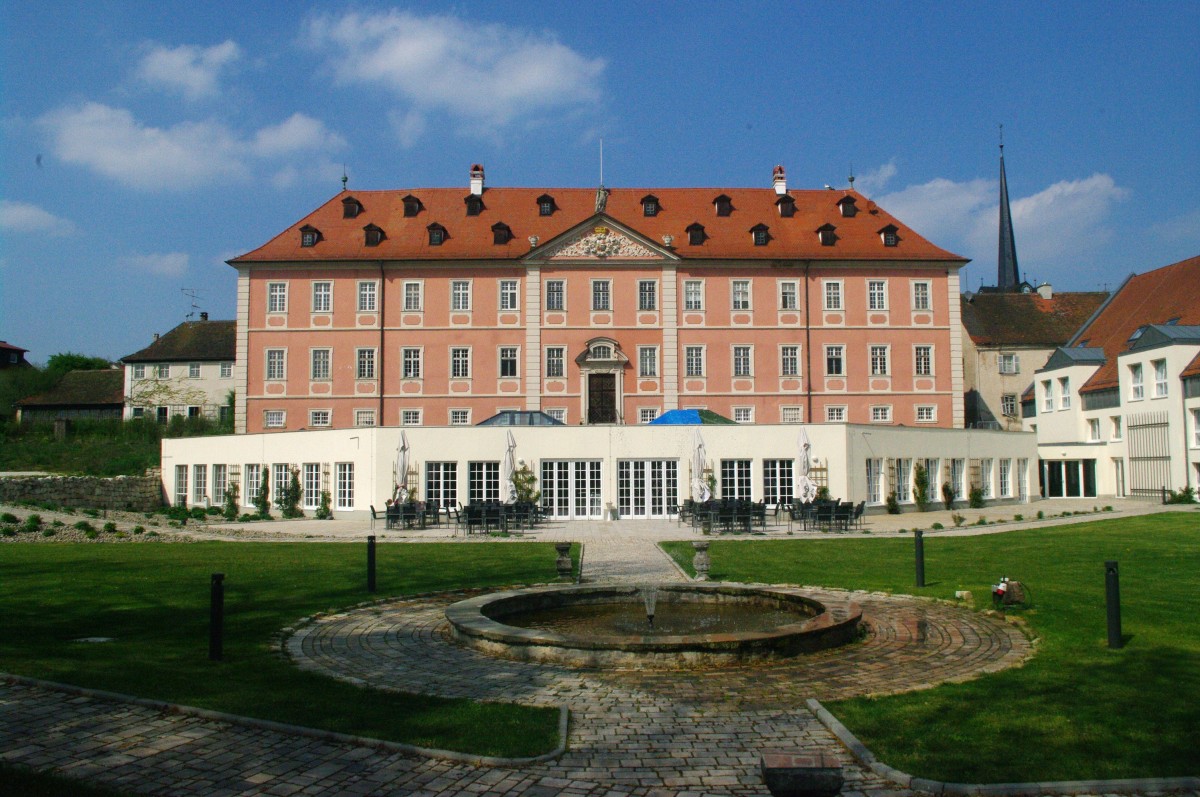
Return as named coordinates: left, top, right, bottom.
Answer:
left=997, top=130, right=1021, bottom=292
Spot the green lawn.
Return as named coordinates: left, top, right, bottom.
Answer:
left=662, top=513, right=1200, bottom=783
left=0, top=542, right=572, bottom=758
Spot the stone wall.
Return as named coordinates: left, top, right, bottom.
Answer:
left=0, top=471, right=164, bottom=511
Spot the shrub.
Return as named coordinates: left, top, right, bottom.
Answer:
left=2, top=527, right=15, bottom=537
left=21, top=514, right=43, bottom=532
left=206, top=506, right=222, bottom=516
left=102, top=522, right=117, bottom=534
left=941, top=482, right=955, bottom=510
left=84, top=528, right=99, bottom=539
left=51, top=519, right=64, bottom=528
left=1014, top=514, right=1024, bottom=521
left=976, top=516, right=988, bottom=526
left=253, top=466, right=271, bottom=519
left=132, top=525, right=145, bottom=534
left=223, top=482, right=240, bottom=521
left=42, top=529, right=56, bottom=537
left=189, top=506, right=207, bottom=521
left=885, top=491, right=901, bottom=514
left=275, top=466, right=304, bottom=519
left=511, top=462, right=541, bottom=504
left=238, top=513, right=257, bottom=523
left=82, top=508, right=100, bottom=518
left=73, top=521, right=96, bottom=532
left=952, top=512, right=966, bottom=527
left=913, top=463, right=930, bottom=512
left=1036, top=510, right=1045, bottom=519
left=968, top=485, right=985, bottom=509
left=1103, top=505, right=1113, bottom=512
left=1, top=512, right=18, bottom=524
left=931, top=522, right=945, bottom=530
left=165, top=505, right=190, bottom=522
left=1165, top=486, right=1196, bottom=504
left=315, top=489, right=333, bottom=520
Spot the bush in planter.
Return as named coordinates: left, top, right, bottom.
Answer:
left=275, top=466, right=304, bottom=519
left=314, top=490, right=333, bottom=520
left=952, top=513, right=966, bottom=527
left=253, top=466, right=271, bottom=519
left=931, top=522, right=945, bottom=530
left=885, top=491, right=901, bottom=514
left=941, top=482, right=955, bottom=510
left=912, top=463, right=930, bottom=512
left=222, top=482, right=240, bottom=521
left=189, top=506, right=207, bottom=521
left=968, top=485, right=985, bottom=509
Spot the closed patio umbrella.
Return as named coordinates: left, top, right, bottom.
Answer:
left=796, top=427, right=818, bottom=503
left=502, top=430, right=518, bottom=503
left=691, top=429, right=712, bottom=502
left=394, top=431, right=410, bottom=502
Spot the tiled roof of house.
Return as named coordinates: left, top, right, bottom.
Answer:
left=14, top=369, right=124, bottom=408
left=0, top=341, right=28, bottom=354
left=1069, top=255, right=1200, bottom=393
left=231, top=184, right=965, bottom=264
left=121, top=320, right=235, bottom=363
left=961, top=291, right=1108, bottom=347
left=1182, top=351, right=1200, bottom=379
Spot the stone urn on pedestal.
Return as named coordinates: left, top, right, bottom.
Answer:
left=555, top=542, right=573, bottom=580
left=692, top=541, right=711, bottom=581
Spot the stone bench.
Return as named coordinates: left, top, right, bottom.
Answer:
left=760, top=752, right=844, bottom=797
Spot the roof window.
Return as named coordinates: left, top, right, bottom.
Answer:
left=816, top=223, right=837, bottom=246
left=427, top=223, right=447, bottom=246
left=465, top=195, right=485, bottom=216
left=300, top=225, right=321, bottom=247
left=878, top=224, right=899, bottom=247
left=536, top=194, right=557, bottom=216
left=342, top=196, right=363, bottom=219
left=402, top=194, right=423, bottom=218
left=363, top=224, right=385, bottom=247
left=837, top=196, right=858, bottom=218
left=713, top=194, right=733, bottom=217
left=641, top=194, right=660, bottom=217
left=686, top=222, right=706, bottom=246
left=1128, top=326, right=1146, bottom=342
left=750, top=223, right=770, bottom=246
left=776, top=195, right=796, bottom=218
left=491, top=222, right=512, bottom=245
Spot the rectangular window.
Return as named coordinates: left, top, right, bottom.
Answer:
left=896, top=458, right=913, bottom=502
left=731, top=280, right=751, bottom=310
left=639, top=407, right=659, bottom=424
left=1059, top=377, right=1071, bottom=409
left=309, top=409, right=330, bottom=427
left=950, top=459, right=965, bottom=499
left=451, top=348, right=470, bottom=378
left=998, top=354, right=1019, bottom=374
left=720, top=460, right=753, bottom=501
left=866, top=458, right=883, bottom=504
left=823, top=281, right=842, bottom=310
left=781, top=345, right=799, bottom=377
left=303, top=463, right=321, bottom=510
left=220, top=362, right=232, bottom=378
left=451, top=280, right=471, bottom=311
left=312, top=281, right=331, bottom=313
left=684, top=280, right=704, bottom=311
left=546, top=347, right=565, bottom=378
left=156, top=363, right=170, bottom=379
left=980, top=459, right=993, bottom=498
left=401, top=409, right=422, bottom=426
left=500, top=346, right=519, bottom=378
left=266, top=349, right=285, bottom=381
left=402, top=348, right=422, bottom=379
left=1130, top=364, right=1144, bottom=399
left=335, top=463, right=354, bottom=510
left=132, top=364, right=145, bottom=379
left=638, top=280, right=657, bottom=311
left=545, top=280, right=565, bottom=311
left=450, top=409, right=470, bottom=425
left=1153, top=359, right=1168, bottom=397
left=404, top=281, right=422, bottom=311
left=356, top=348, right=376, bottom=380
left=638, top=347, right=658, bottom=377
left=243, top=464, right=261, bottom=508
left=1193, top=409, right=1200, bottom=447
left=425, top=462, right=457, bottom=509
left=188, top=363, right=201, bottom=379
left=825, top=345, right=844, bottom=376
left=916, top=405, right=935, bottom=423
left=273, top=464, right=289, bottom=508
left=685, top=346, right=705, bottom=377
left=733, top=345, right=752, bottom=377
left=592, top=280, right=611, bottom=311
left=868, top=280, right=887, bottom=310
left=763, top=459, right=794, bottom=507
left=213, top=464, right=227, bottom=505
left=545, top=408, right=566, bottom=423
left=1001, top=393, right=1018, bottom=417
left=733, top=407, right=752, bottom=423
left=310, top=349, right=330, bottom=380
left=499, top=280, right=519, bottom=310
left=912, top=281, right=931, bottom=311
left=174, top=465, right=188, bottom=506
left=357, top=281, right=376, bottom=312
left=871, top=405, right=892, bottom=423
left=914, top=345, right=932, bottom=376
left=1111, top=415, right=1123, bottom=440
left=354, top=409, right=375, bottom=427
left=870, top=345, right=889, bottom=376
left=267, top=282, right=287, bottom=313
left=265, top=409, right=285, bottom=428
left=826, top=405, right=846, bottom=423
left=468, top=461, right=500, bottom=503
left=1088, top=418, right=1101, bottom=441
left=779, top=281, right=798, bottom=310
left=1042, top=380, right=1055, bottom=412
left=999, top=459, right=1012, bottom=497
left=781, top=406, right=803, bottom=424
left=193, top=465, right=207, bottom=506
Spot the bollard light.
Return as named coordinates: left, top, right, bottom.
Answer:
left=914, top=529, right=926, bottom=587
left=367, top=535, right=377, bottom=593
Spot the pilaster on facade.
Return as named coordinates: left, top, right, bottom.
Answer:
left=524, top=264, right=542, bottom=410
left=662, top=263, right=679, bottom=411
left=947, top=269, right=965, bottom=427
left=234, top=269, right=250, bottom=434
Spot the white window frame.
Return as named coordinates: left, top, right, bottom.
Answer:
left=683, top=280, right=704, bottom=311
left=156, top=364, right=170, bottom=379
left=1153, top=359, right=1168, bottom=397
left=357, top=281, right=377, bottom=312
left=825, top=345, right=845, bottom=377
left=451, top=347, right=471, bottom=379
left=356, top=348, right=376, bottom=380
left=639, top=407, right=659, bottom=424
left=980, top=459, right=993, bottom=498
left=267, top=282, right=288, bottom=313
left=732, top=345, right=753, bottom=377
left=1001, top=393, right=1018, bottom=417
left=826, top=405, right=847, bottom=423
left=402, top=347, right=422, bottom=379
left=780, top=345, right=800, bottom=377
left=545, top=280, right=565, bottom=311
left=638, top=346, right=658, bottom=378
left=310, top=348, right=331, bottom=381
left=303, top=463, right=321, bottom=510
left=591, top=279, right=612, bottom=311
left=1042, top=380, right=1055, bottom=412
left=335, top=463, right=354, bottom=510
left=265, top=349, right=286, bottom=381
left=132, top=364, right=145, bottom=379
left=188, top=362, right=201, bottom=379
left=403, top=281, right=423, bottom=311
left=499, top=346, right=519, bottom=378
left=868, top=280, right=888, bottom=310
left=243, top=464, right=261, bottom=508
left=545, top=408, right=567, bottom=423
left=870, top=345, right=890, bottom=376
left=1088, top=418, right=1101, bottom=441
left=731, top=279, right=751, bottom=311
left=449, top=408, right=471, bottom=426
left=998, top=353, right=1019, bottom=374
left=354, top=409, right=376, bottom=428
left=638, top=280, right=657, bottom=311
left=1129, top=364, right=1144, bottom=400
left=220, top=362, right=233, bottom=378
left=911, top=280, right=931, bottom=311
left=871, top=405, right=893, bottom=423
left=779, top=280, right=798, bottom=311
left=1111, top=415, right=1123, bottom=441
left=400, top=409, right=422, bottom=426
left=916, top=405, right=936, bottom=423
left=451, top=280, right=472, bottom=311
left=312, top=281, right=332, bottom=313
left=733, top=407, right=753, bottom=423
left=781, top=406, right=803, bottom=424
left=264, top=409, right=286, bottom=428
left=1193, top=409, right=1200, bottom=448
left=546, top=346, right=565, bottom=378
left=823, top=280, right=843, bottom=311
left=685, top=345, right=705, bottom=377
left=1059, top=377, right=1071, bottom=410
left=499, top=279, right=519, bottom=311
left=309, top=409, right=331, bottom=427
left=914, top=345, right=933, bottom=376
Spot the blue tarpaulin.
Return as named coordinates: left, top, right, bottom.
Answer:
left=648, top=409, right=737, bottom=425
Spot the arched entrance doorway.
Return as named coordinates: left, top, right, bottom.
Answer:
left=576, top=338, right=627, bottom=424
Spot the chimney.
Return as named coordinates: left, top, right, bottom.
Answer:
left=772, top=165, right=787, bottom=195
left=1036, top=282, right=1053, bottom=300
left=153, top=333, right=160, bottom=341
left=200, top=312, right=208, bottom=321
left=469, top=163, right=485, bottom=196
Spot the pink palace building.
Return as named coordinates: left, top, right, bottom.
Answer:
left=229, top=166, right=968, bottom=435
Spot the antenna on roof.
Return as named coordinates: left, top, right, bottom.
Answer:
left=999, top=123, right=1004, bottom=152
left=599, top=138, right=604, bottom=187
left=341, top=165, right=348, bottom=190
left=848, top=163, right=855, bottom=191
left=181, top=288, right=204, bottom=320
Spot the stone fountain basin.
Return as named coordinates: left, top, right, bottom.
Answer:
left=445, top=583, right=862, bottom=669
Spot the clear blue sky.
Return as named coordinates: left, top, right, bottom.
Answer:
left=2, top=1, right=1197, bottom=362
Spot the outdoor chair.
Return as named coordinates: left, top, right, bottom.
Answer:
left=464, top=505, right=485, bottom=535
left=369, top=505, right=380, bottom=530
left=814, top=503, right=835, bottom=531
left=386, top=503, right=401, bottom=530
left=833, top=503, right=854, bottom=532
left=852, top=501, right=866, bottom=530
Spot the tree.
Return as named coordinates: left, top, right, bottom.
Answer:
left=46, top=352, right=112, bottom=374
left=511, top=461, right=541, bottom=504
left=913, top=462, right=930, bottom=512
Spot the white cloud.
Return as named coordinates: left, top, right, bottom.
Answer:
left=877, top=177, right=994, bottom=248
left=38, top=102, right=343, bottom=190
left=853, top=160, right=898, bottom=195
left=135, top=40, right=241, bottom=100
left=1149, top=207, right=1200, bottom=245
left=305, top=10, right=605, bottom=143
left=0, top=200, right=76, bottom=235
left=121, top=252, right=190, bottom=278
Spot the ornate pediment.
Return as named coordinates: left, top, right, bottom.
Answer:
left=542, top=224, right=662, bottom=261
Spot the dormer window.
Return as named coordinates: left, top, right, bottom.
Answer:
left=491, top=222, right=512, bottom=245
left=641, top=194, right=660, bottom=216
left=402, top=194, right=423, bottom=218
left=776, top=195, right=796, bottom=218
left=465, top=195, right=484, bottom=216
left=686, top=222, right=706, bottom=246
left=342, top=196, right=363, bottom=219
left=878, top=224, right=899, bottom=247
left=837, top=196, right=858, bottom=218
left=817, top=223, right=837, bottom=246
left=363, top=224, right=385, bottom=247
left=536, top=194, right=557, bottom=216
left=427, top=223, right=447, bottom=246
left=300, top=225, right=321, bottom=247
left=750, top=223, right=770, bottom=246
left=713, top=194, right=733, bottom=217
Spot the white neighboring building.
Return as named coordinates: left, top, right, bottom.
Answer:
left=121, top=316, right=236, bottom=423
left=161, top=422, right=1037, bottom=518
left=1024, top=255, right=1200, bottom=498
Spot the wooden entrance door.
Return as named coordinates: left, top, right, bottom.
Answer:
left=587, top=373, right=617, bottom=423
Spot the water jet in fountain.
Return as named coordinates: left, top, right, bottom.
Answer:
left=445, top=583, right=862, bottom=669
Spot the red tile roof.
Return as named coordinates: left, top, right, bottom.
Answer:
left=1182, top=351, right=1200, bottom=380
left=0, top=341, right=28, bottom=354
left=231, top=187, right=965, bottom=264
left=1072, top=255, right=1200, bottom=393
left=961, top=291, right=1108, bottom=347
